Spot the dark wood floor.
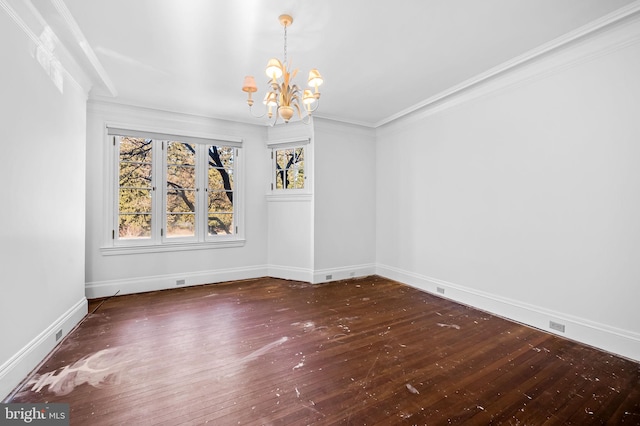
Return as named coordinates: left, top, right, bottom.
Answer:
left=5, top=276, right=640, bottom=425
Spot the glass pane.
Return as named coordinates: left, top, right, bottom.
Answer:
left=119, top=163, right=152, bottom=187
left=208, top=146, right=234, bottom=220
left=286, top=168, right=305, bottom=189
left=166, top=141, right=196, bottom=238
left=119, top=214, right=151, bottom=239
left=167, top=165, right=195, bottom=185
left=208, top=191, right=233, bottom=212
left=276, top=170, right=284, bottom=189
left=276, top=148, right=291, bottom=169
left=208, top=146, right=234, bottom=169
left=208, top=167, right=234, bottom=190
left=118, top=137, right=153, bottom=240
left=166, top=189, right=196, bottom=213
left=119, top=137, right=152, bottom=163
left=167, top=141, right=195, bottom=165
left=208, top=213, right=233, bottom=235
left=166, top=213, right=195, bottom=237
left=119, top=189, right=152, bottom=213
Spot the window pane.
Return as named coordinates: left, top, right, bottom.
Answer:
left=276, top=170, right=285, bottom=189
left=118, top=137, right=153, bottom=240
left=119, top=213, right=151, bottom=238
left=167, top=164, right=195, bottom=184
left=119, top=137, right=152, bottom=163
left=119, top=163, right=152, bottom=187
left=286, top=168, right=305, bottom=189
left=208, top=213, right=233, bottom=235
left=208, top=191, right=233, bottom=212
left=167, top=141, right=195, bottom=165
left=167, top=213, right=195, bottom=237
left=119, top=189, right=152, bottom=213
left=166, top=141, right=196, bottom=238
left=208, top=146, right=234, bottom=235
left=166, top=189, right=196, bottom=213
left=208, top=167, right=234, bottom=190
left=210, top=146, right=234, bottom=169
left=274, top=147, right=304, bottom=190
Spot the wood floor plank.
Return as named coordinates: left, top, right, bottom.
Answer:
left=5, top=276, right=639, bottom=425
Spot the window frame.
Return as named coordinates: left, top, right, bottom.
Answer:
left=102, top=126, right=244, bottom=255
left=267, top=137, right=311, bottom=195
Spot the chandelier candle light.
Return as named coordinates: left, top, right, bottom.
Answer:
left=242, top=14, right=323, bottom=124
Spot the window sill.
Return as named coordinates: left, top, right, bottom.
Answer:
left=100, top=238, right=246, bottom=256
left=266, top=193, right=312, bottom=202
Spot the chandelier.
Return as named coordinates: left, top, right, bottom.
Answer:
left=242, top=14, right=323, bottom=124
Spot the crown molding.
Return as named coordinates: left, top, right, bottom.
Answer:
left=375, top=0, right=640, bottom=128
left=48, top=0, right=116, bottom=97
left=0, top=0, right=90, bottom=93
left=1, top=0, right=117, bottom=97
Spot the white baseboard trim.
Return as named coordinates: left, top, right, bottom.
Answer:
left=267, top=265, right=314, bottom=283
left=376, top=264, right=640, bottom=362
left=312, top=263, right=377, bottom=284
left=85, top=265, right=269, bottom=299
left=0, top=297, right=87, bottom=401
left=86, top=263, right=378, bottom=300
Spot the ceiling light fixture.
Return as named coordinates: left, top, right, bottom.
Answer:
left=242, top=14, right=323, bottom=125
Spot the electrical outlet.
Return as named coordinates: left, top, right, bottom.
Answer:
left=436, top=287, right=445, bottom=294
left=176, top=279, right=186, bottom=286
left=326, top=274, right=332, bottom=280
left=55, top=329, right=63, bottom=341
left=549, top=321, right=565, bottom=333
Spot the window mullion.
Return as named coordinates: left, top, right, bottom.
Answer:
left=197, top=144, right=206, bottom=241
left=112, top=136, right=120, bottom=242
left=155, top=139, right=165, bottom=244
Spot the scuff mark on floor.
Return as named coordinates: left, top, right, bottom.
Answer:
left=240, top=337, right=289, bottom=363
left=437, top=323, right=461, bottom=330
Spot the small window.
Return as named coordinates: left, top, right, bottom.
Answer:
left=274, top=146, right=305, bottom=190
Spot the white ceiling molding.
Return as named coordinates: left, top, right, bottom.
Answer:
left=375, top=0, right=640, bottom=128
left=0, top=0, right=89, bottom=93
left=49, top=0, right=116, bottom=97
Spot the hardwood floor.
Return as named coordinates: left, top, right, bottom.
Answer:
left=5, top=276, right=640, bottom=425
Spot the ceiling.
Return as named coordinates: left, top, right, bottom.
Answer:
left=41, top=0, right=636, bottom=127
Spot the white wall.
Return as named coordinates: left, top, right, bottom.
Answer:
left=313, top=119, right=376, bottom=282
left=85, top=102, right=269, bottom=297
left=0, top=8, right=88, bottom=398
left=376, top=17, right=640, bottom=360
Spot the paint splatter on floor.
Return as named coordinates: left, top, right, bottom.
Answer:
left=24, top=347, right=134, bottom=396
left=436, top=323, right=461, bottom=330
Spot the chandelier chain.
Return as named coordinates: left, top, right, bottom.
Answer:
left=283, top=24, right=288, bottom=65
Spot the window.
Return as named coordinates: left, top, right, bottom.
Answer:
left=269, top=137, right=310, bottom=192
left=117, top=137, right=153, bottom=239
left=108, top=127, right=242, bottom=251
left=274, top=147, right=305, bottom=189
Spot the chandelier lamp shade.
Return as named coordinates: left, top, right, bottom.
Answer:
left=242, top=14, right=323, bottom=124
